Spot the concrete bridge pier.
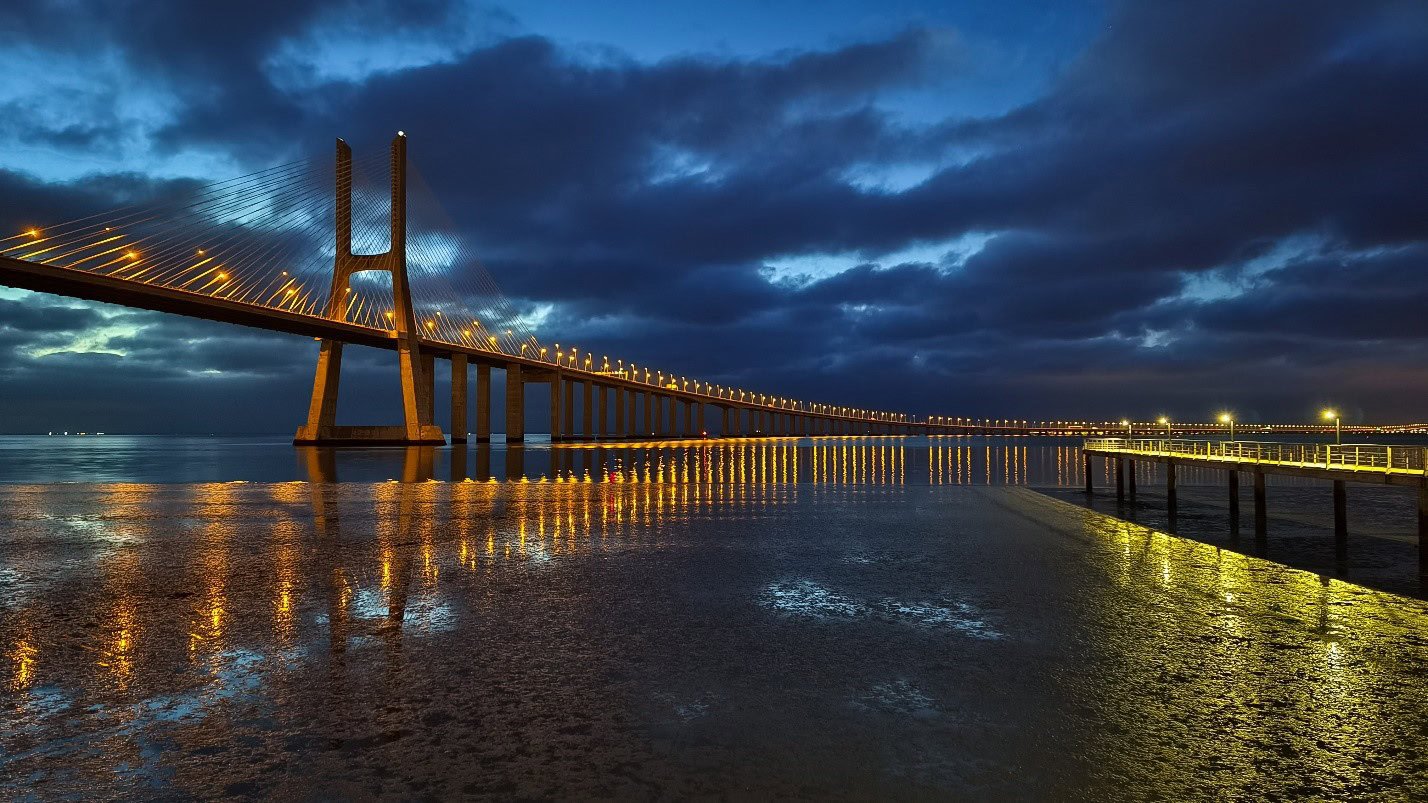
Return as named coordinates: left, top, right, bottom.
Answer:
left=1115, top=458, right=1125, bottom=501
left=420, top=353, right=435, bottom=424
left=625, top=390, right=636, bottom=439
left=1127, top=459, right=1136, bottom=496
left=563, top=378, right=576, bottom=440
left=475, top=364, right=491, bottom=442
left=505, top=363, right=524, bottom=442
left=450, top=354, right=467, bottom=442
left=595, top=385, right=606, bottom=438
left=643, top=391, right=654, bottom=437
left=582, top=380, right=593, bottom=439
left=1084, top=453, right=1093, bottom=494
left=547, top=373, right=563, bottom=442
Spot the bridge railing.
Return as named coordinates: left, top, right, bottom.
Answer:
left=1083, top=438, right=1428, bottom=474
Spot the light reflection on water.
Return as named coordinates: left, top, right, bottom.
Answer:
left=1, top=480, right=1427, bottom=797
left=7, top=433, right=1414, bottom=486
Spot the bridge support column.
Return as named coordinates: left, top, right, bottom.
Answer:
left=1127, top=459, right=1136, bottom=496
left=475, top=364, right=491, bottom=442
left=564, top=379, right=576, bottom=440
left=1084, top=452, right=1093, bottom=495
left=626, top=390, right=636, bottom=439
left=644, top=391, right=654, bottom=437
left=1333, top=480, right=1348, bottom=551
left=298, top=339, right=342, bottom=440
left=684, top=400, right=693, bottom=437
left=598, top=385, right=609, bottom=438
left=723, top=406, right=733, bottom=436
left=549, top=374, right=563, bottom=442
left=1253, top=470, right=1267, bottom=536
left=451, top=355, right=467, bottom=442
left=1115, top=458, right=1125, bottom=501
left=505, top=363, right=524, bottom=442
left=419, top=353, right=435, bottom=423
left=582, top=380, right=593, bottom=439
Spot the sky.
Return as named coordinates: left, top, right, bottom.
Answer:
left=1, top=0, right=1426, bottom=432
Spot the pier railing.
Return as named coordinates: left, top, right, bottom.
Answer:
left=1083, top=438, right=1428, bottom=475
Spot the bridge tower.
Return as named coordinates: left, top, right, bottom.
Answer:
left=294, top=133, right=445, bottom=445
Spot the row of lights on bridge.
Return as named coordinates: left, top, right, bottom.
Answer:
left=8, top=228, right=1356, bottom=437
left=1109, top=409, right=1344, bottom=443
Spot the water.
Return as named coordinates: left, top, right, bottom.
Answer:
left=4, top=436, right=1428, bottom=797
left=3, top=434, right=1424, bottom=597
left=4, top=433, right=1425, bottom=486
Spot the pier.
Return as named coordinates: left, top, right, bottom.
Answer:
left=1082, top=437, right=1428, bottom=567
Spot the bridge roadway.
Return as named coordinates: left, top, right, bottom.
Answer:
left=0, top=255, right=988, bottom=441
left=1082, top=437, right=1428, bottom=566
left=5, top=254, right=1416, bottom=443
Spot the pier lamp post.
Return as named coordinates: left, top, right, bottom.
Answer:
left=1121, top=419, right=1131, bottom=438
left=1322, top=409, right=1340, bottom=444
left=1219, top=413, right=1234, bottom=441
left=1158, top=416, right=1170, bottom=437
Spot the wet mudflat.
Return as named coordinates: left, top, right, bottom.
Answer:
left=3, top=482, right=1428, bottom=799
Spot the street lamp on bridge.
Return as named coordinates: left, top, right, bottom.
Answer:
left=1158, top=416, right=1170, bottom=437
left=1120, top=419, right=1131, bottom=437
left=1219, top=413, right=1234, bottom=441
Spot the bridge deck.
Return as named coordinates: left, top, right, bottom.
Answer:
left=1083, top=437, right=1428, bottom=488
left=0, top=256, right=904, bottom=425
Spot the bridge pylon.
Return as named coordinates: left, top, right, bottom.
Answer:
left=294, top=133, right=446, bottom=446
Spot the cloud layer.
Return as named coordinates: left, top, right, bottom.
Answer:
left=1, top=0, right=1425, bottom=431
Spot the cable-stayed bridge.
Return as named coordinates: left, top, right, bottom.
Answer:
left=0, top=133, right=1408, bottom=444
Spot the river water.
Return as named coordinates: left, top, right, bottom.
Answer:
left=3, top=436, right=1427, bottom=798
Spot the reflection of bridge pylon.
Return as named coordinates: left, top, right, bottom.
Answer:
left=294, top=133, right=445, bottom=445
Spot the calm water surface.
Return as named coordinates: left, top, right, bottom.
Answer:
left=3, top=436, right=1428, bottom=798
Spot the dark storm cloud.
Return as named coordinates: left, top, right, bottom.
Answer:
left=0, top=0, right=1426, bottom=427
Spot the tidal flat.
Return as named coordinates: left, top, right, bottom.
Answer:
left=3, top=480, right=1427, bottom=799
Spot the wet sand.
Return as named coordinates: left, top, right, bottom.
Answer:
left=3, top=482, right=1427, bottom=799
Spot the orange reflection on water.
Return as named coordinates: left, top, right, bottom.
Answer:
left=10, top=638, right=36, bottom=692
